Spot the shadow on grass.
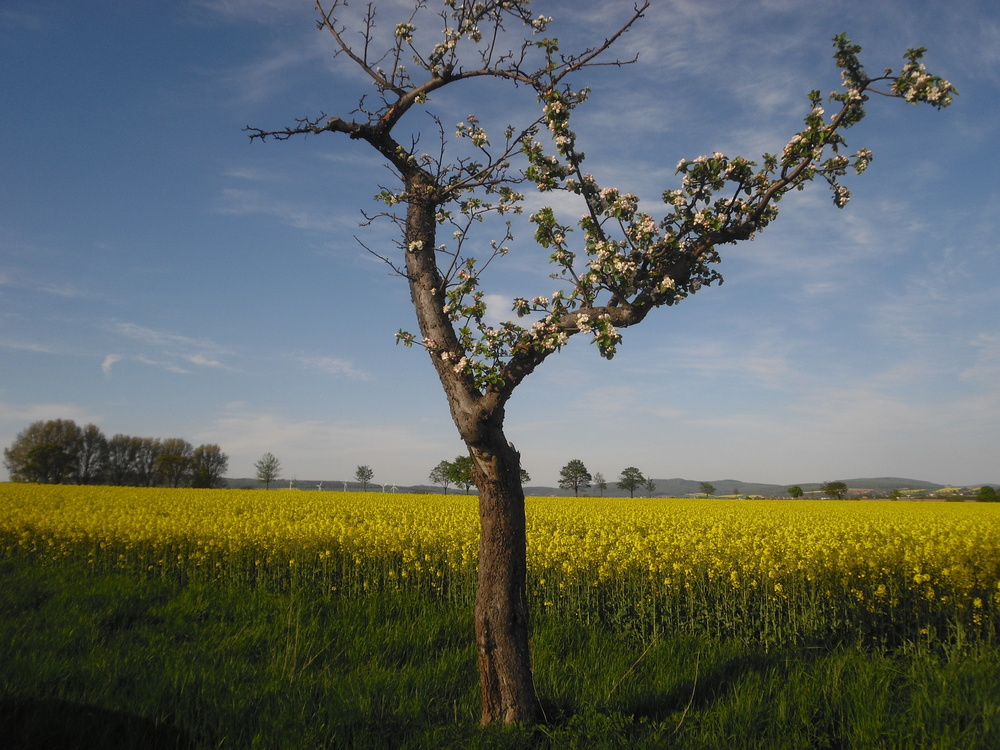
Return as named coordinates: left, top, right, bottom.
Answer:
left=0, top=697, right=192, bottom=750
left=537, top=641, right=830, bottom=738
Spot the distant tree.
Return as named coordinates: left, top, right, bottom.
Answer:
left=156, top=439, right=193, bottom=488
left=594, top=472, right=607, bottom=497
left=429, top=460, right=453, bottom=494
left=134, top=438, right=162, bottom=487
left=190, top=444, right=229, bottom=488
left=644, top=477, right=657, bottom=496
left=700, top=481, right=716, bottom=496
left=254, top=452, right=281, bottom=489
left=449, top=455, right=475, bottom=494
left=76, top=423, right=107, bottom=485
left=821, top=481, right=849, bottom=499
left=618, top=467, right=645, bottom=498
left=787, top=485, right=804, bottom=499
left=3, top=419, right=83, bottom=484
left=355, top=465, right=374, bottom=492
left=889, top=489, right=903, bottom=500
left=106, top=434, right=141, bottom=486
left=519, top=468, right=530, bottom=485
left=558, top=459, right=592, bottom=496
left=978, top=485, right=998, bottom=502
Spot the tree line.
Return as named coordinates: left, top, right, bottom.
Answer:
left=3, top=419, right=229, bottom=488
left=428, top=457, right=654, bottom=498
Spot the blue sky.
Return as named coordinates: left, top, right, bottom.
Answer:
left=3, top=0, right=998, bottom=488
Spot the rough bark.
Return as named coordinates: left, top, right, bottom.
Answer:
left=468, top=421, right=538, bottom=725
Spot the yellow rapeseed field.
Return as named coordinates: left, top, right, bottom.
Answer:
left=2, top=483, right=998, bottom=644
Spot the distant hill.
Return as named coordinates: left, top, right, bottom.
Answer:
left=524, top=477, right=948, bottom=498
left=226, top=476, right=965, bottom=497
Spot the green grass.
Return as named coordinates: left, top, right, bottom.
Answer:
left=2, top=559, right=999, bottom=749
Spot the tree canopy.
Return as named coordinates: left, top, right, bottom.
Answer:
left=558, top=459, right=592, bottom=496
left=4, top=419, right=228, bottom=489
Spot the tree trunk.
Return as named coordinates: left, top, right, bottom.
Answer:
left=400, top=172, right=538, bottom=725
left=468, top=427, right=539, bottom=725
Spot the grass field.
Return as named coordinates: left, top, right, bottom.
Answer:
left=2, top=484, right=999, bottom=748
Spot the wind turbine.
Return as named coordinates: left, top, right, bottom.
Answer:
left=342, top=481, right=348, bottom=492
left=390, top=484, right=398, bottom=493
left=379, top=483, right=387, bottom=493
left=316, top=482, right=323, bottom=492
left=288, top=479, right=294, bottom=489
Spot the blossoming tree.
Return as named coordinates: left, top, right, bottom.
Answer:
left=249, top=0, right=954, bottom=725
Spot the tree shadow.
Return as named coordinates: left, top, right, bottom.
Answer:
left=0, top=697, right=193, bottom=750
left=538, top=644, right=830, bottom=732
left=622, top=645, right=830, bottom=723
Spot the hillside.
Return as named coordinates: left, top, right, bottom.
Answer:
left=226, top=476, right=966, bottom=497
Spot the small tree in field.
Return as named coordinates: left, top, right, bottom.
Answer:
left=788, top=485, right=804, bottom=499
left=594, top=472, right=607, bottom=497
left=618, top=467, right=645, bottom=498
left=429, top=459, right=453, bottom=493
left=355, top=465, right=374, bottom=491
left=700, top=481, right=716, bottom=496
left=255, top=452, right=281, bottom=489
left=449, top=455, right=475, bottom=494
left=249, top=0, right=954, bottom=725
left=558, top=459, right=591, bottom=496
left=822, top=480, right=849, bottom=499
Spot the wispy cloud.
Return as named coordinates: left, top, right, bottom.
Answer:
left=101, top=354, right=122, bottom=375
left=0, top=337, right=57, bottom=354
left=0, top=268, right=102, bottom=301
left=217, top=188, right=355, bottom=234
left=194, top=0, right=303, bottom=22
left=0, top=8, right=45, bottom=31
left=0, top=401, right=101, bottom=426
left=294, top=355, right=367, bottom=379
left=962, top=333, right=1000, bottom=385
left=201, top=407, right=456, bottom=481
left=106, top=321, right=235, bottom=374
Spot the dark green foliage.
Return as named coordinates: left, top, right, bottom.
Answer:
left=559, top=460, right=592, bottom=496
left=3, top=419, right=228, bottom=488
left=822, top=480, right=849, bottom=499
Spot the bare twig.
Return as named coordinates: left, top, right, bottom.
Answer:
left=672, top=652, right=701, bottom=736
left=605, top=638, right=657, bottom=702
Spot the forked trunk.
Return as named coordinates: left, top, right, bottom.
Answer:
left=468, top=429, right=539, bottom=726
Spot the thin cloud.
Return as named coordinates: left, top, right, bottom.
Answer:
left=108, top=321, right=234, bottom=373
left=0, top=401, right=101, bottom=426
left=217, top=188, right=354, bottom=234
left=0, top=337, right=57, bottom=354
left=185, top=353, right=227, bottom=369
left=202, top=407, right=455, bottom=481
left=0, top=9, right=45, bottom=31
left=101, top=354, right=122, bottom=375
left=0, top=268, right=102, bottom=301
left=294, top=355, right=368, bottom=379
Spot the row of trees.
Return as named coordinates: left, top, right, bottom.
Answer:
left=254, top=454, right=381, bottom=491
left=430, top=456, right=529, bottom=494
left=3, top=419, right=229, bottom=488
left=559, top=460, right=653, bottom=497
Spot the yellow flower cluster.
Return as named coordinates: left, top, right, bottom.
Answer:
left=2, top=485, right=997, bottom=644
